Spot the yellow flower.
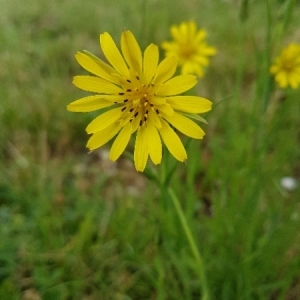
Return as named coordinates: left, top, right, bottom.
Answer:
left=270, top=43, right=300, bottom=89
left=161, top=21, right=217, bottom=77
left=67, top=31, right=212, bottom=172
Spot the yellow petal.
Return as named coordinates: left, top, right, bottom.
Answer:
left=110, top=123, right=132, bottom=161
left=171, top=25, right=181, bottom=41
left=75, top=52, right=116, bottom=83
left=87, top=123, right=120, bottom=150
left=100, top=32, right=129, bottom=77
left=145, top=122, right=162, bottom=165
left=150, top=96, right=166, bottom=105
left=194, top=55, right=209, bottom=66
left=156, top=75, right=197, bottom=96
left=86, top=107, right=122, bottom=134
left=158, top=119, right=187, bottom=162
left=119, top=110, right=135, bottom=127
left=143, top=44, right=159, bottom=84
left=157, top=104, right=174, bottom=116
left=134, top=126, right=149, bottom=172
left=201, top=46, right=217, bottom=56
left=73, top=76, right=123, bottom=94
left=289, top=76, right=299, bottom=89
left=101, top=95, right=128, bottom=103
left=269, top=65, right=277, bottom=74
left=167, top=96, right=212, bottom=113
left=131, top=115, right=141, bottom=133
left=188, top=21, right=197, bottom=39
left=152, top=56, right=178, bottom=84
left=179, top=22, right=188, bottom=38
left=181, top=62, right=205, bottom=77
left=110, top=73, right=131, bottom=87
left=195, top=29, right=207, bottom=42
left=163, top=112, right=205, bottom=139
left=148, top=108, right=162, bottom=128
left=276, top=72, right=288, bottom=88
left=67, top=96, right=113, bottom=112
left=161, top=41, right=173, bottom=52
left=121, top=31, right=142, bottom=74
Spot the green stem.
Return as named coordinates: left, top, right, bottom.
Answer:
left=139, top=0, right=148, bottom=43
left=262, top=0, right=273, bottom=114
left=168, top=188, right=209, bottom=300
left=282, top=0, right=296, bottom=34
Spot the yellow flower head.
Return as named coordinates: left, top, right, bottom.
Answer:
left=161, top=21, right=217, bottom=78
left=67, top=31, right=212, bottom=172
left=270, top=43, right=300, bottom=89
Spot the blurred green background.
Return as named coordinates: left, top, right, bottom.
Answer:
left=0, top=0, right=300, bottom=299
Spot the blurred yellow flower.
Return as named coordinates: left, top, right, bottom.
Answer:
left=67, top=31, right=212, bottom=172
left=270, top=43, right=300, bottom=89
left=161, top=21, right=217, bottom=77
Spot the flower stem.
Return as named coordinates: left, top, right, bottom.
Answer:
left=168, top=188, right=209, bottom=300
left=262, top=0, right=273, bottom=114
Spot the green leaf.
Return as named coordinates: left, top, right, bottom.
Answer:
left=182, top=113, right=208, bottom=124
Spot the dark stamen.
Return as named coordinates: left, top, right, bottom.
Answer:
left=127, top=79, right=131, bottom=83
left=134, top=112, right=138, bottom=118
left=156, top=109, right=159, bottom=114
left=136, top=76, right=140, bottom=80
left=119, top=92, right=124, bottom=95
left=124, top=99, right=128, bottom=103
left=139, top=120, right=143, bottom=126
left=130, top=108, right=134, bottom=112
left=126, top=89, right=132, bottom=92
left=145, top=110, right=149, bottom=114
left=121, top=107, right=126, bottom=112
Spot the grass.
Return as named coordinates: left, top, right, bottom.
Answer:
left=0, top=0, right=300, bottom=299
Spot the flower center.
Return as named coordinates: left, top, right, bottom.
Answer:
left=180, top=43, right=196, bottom=60
left=283, top=60, right=295, bottom=72
left=118, top=76, right=157, bottom=127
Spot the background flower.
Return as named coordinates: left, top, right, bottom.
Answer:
left=270, top=43, right=300, bottom=89
left=161, top=20, right=217, bottom=77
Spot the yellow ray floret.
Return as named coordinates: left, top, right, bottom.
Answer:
left=67, top=30, right=213, bottom=171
